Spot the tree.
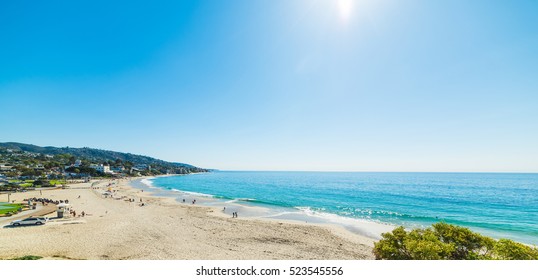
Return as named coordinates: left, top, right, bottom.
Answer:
left=494, top=239, right=538, bottom=260
left=432, top=222, right=495, bottom=259
left=33, top=179, right=51, bottom=188
left=373, top=227, right=411, bottom=259
left=374, top=222, right=538, bottom=260
left=404, top=228, right=455, bottom=260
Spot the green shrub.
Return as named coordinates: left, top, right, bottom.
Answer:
left=404, top=228, right=455, bottom=260
left=374, top=222, right=537, bottom=260
left=11, top=255, right=43, bottom=260
left=494, top=239, right=538, bottom=260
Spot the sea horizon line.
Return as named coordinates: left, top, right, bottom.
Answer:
left=201, top=170, right=538, bottom=174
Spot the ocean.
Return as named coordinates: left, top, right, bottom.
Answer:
left=142, top=171, right=538, bottom=244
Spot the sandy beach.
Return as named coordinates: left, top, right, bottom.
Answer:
left=0, top=178, right=375, bottom=260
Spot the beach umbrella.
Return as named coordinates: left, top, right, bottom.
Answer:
left=57, top=203, right=69, bottom=208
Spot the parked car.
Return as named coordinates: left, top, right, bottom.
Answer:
left=10, top=217, right=48, bottom=226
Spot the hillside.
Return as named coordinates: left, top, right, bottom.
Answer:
left=0, top=142, right=208, bottom=174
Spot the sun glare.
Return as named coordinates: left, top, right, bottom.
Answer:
left=338, top=0, right=353, bottom=22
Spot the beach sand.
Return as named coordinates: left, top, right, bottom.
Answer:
left=0, top=179, right=375, bottom=260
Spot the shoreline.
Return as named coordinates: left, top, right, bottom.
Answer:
left=0, top=177, right=375, bottom=260
left=143, top=172, right=538, bottom=246
left=133, top=175, right=391, bottom=243
left=132, top=175, right=384, bottom=246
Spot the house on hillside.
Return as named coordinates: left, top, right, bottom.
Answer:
left=134, top=164, right=151, bottom=171
left=90, top=164, right=112, bottom=174
left=65, top=159, right=82, bottom=170
left=33, top=164, right=45, bottom=170
left=0, top=163, right=13, bottom=171
left=111, top=166, right=125, bottom=173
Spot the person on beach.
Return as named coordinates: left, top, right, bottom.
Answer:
left=81, top=211, right=85, bottom=217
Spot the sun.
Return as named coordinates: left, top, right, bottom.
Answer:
left=338, top=0, right=353, bottom=22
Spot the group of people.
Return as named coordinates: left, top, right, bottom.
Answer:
left=223, top=207, right=239, bottom=218
left=70, top=210, right=75, bottom=217
left=64, top=205, right=86, bottom=218
left=25, top=197, right=69, bottom=206
left=182, top=197, right=241, bottom=218
left=182, top=198, right=197, bottom=205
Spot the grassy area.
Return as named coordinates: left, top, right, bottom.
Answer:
left=6, top=179, right=65, bottom=188
left=11, top=255, right=43, bottom=260
left=49, top=180, right=67, bottom=185
left=0, top=203, right=23, bottom=215
left=8, top=180, right=34, bottom=183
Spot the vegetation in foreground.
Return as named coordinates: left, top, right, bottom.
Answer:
left=374, top=222, right=538, bottom=260
left=10, top=255, right=43, bottom=260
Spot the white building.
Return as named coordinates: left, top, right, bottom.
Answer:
left=99, top=165, right=111, bottom=173
left=90, top=164, right=112, bottom=174
left=0, top=164, right=13, bottom=171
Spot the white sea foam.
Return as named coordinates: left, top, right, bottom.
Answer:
left=225, top=198, right=256, bottom=203
left=180, top=190, right=214, bottom=198
left=140, top=178, right=156, bottom=188
left=293, top=206, right=395, bottom=239
left=135, top=177, right=393, bottom=239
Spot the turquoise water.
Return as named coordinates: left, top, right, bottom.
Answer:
left=150, top=171, right=538, bottom=244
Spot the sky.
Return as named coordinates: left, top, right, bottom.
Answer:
left=1, top=0, right=537, bottom=172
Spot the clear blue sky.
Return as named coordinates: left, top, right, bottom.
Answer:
left=1, top=0, right=537, bottom=172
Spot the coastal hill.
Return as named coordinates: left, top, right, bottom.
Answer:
left=0, top=142, right=208, bottom=176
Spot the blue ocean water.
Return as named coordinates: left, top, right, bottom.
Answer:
left=150, top=171, right=538, bottom=244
